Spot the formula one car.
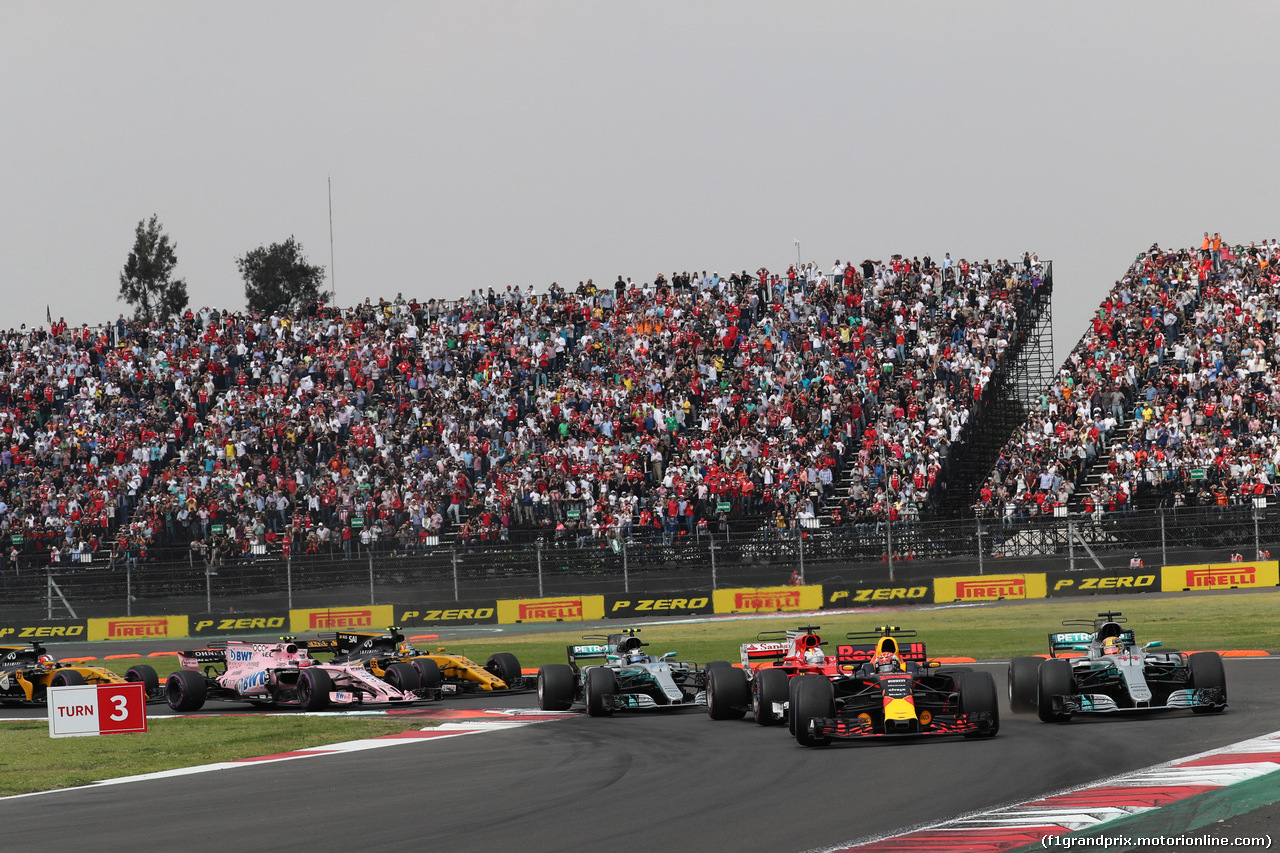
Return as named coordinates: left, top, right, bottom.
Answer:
left=312, top=628, right=530, bottom=696
left=0, top=642, right=163, bottom=705
left=704, top=625, right=841, bottom=724
left=164, top=637, right=435, bottom=712
left=1008, top=612, right=1227, bottom=722
left=783, top=626, right=999, bottom=746
left=536, top=629, right=715, bottom=715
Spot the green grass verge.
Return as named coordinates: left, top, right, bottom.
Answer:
left=89, top=592, right=1280, bottom=678
left=0, top=715, right=438, bottom=797
left=387, top=591, right=1280, bottom=667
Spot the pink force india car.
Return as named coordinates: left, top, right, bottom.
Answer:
left=164, top=638, right=436, bottom=712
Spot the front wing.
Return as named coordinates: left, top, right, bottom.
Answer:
left=807, top=712, right=993, bottom=740
left=1046, top=687, right=1225, bottom=716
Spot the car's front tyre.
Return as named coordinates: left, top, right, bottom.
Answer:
left=753, top=668, right=789, bottom=726
left=1188, top=652, right=1227, bottom=713
left=1037, top=658, right=1075, bottom=723
left=706, top=666, right=748, bottom=720
left=1007, top=656, right=1041, bottom=715
left=537, top=664, right=576, bottom=711
left=584, top=666, right=617, bottom=717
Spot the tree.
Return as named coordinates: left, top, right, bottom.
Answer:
left=237, top=237, right=330, bottom=316
left=118, top=214, right=189, bottom=323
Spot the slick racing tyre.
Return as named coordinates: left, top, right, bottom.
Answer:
left=1007, top=656, right=1042, bottom=715
left=1188, top=652, right=1227, bottom=713
left=1037, top=658, right=1075, bottom=723
left=959, top=671, right=1000, bottom=738
left=584, top=666, right=617, bottom=717
left=703, top=661, right=732, bottom=674
left=165, top=670, right=207, bottom=712
left=706, top=666, right=748, bottom=720
left=413, top=658, right=442, bottom=689
left=125, top=664, right=160, bottom=696
left=792, top=675, right=835, bottom=747
left=485, top=652, right=522, bottom=688
left=753, top=668, right=789, bottom=726
left=383, top=662, right=420, bottom=693
left=296, top=667, right=332, bottom=712
left=537, top=664, right=576, bottom=711
left=50, top=670, right=85, bottom=687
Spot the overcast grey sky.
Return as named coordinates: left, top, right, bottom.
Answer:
left=3, top=2, right=1277, bottom=359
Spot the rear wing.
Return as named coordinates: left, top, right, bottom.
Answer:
left=177, top=647, right=228, bottom=665
left=837, top=640, right=928, bottom=667
left=567, top=643, right=610, bottom=671
left=1049, top=630, right=1135, bottom=657
left=740, top=641, right=788, bottom=667
left=309, top=631, right=404, bottom=659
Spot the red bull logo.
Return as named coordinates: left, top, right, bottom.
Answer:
left=518, top=600, right=583, bottom=620
left=106, top=618, right=170, bottom=639
left=1186, top=567, right=1256, bottom=588
left=309, top=609, right=374, bottom=629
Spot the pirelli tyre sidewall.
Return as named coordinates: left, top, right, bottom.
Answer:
left=1037, top=658, right=1075, bottom=723
left=792, top=675, right=835, bottom=747
left=753, top=667, right=789, bottom=726
left=1007, top=657, right=1043, bottom=715
left=706, top=666, right=748, bottom=720
left=536, top=664, right=575, bottom=712
left=1188, top=652, right=1227, bottom=713
left=585, top=666, right=617, bottom=717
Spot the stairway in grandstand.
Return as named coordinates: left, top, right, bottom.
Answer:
left=931, top=270, right=1057, bottom=518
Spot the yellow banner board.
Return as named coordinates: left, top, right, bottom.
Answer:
left=87, top=614, right=189, bottom=642
left=712, top=585, right=824, bottom=614
left=289, top=605, right=395, bottom=634
left=1161, top=561, right=1279, bottom=592
left=934, top=574, right=1047, bottom=604
left=496, top=595, right=605, bottom=624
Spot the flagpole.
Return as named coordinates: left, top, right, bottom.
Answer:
left=328, top=175, right=336, bottom=304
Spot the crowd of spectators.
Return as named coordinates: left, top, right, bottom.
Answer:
left=976, top=236, right=1280, bottom=523
left=1, top=249, right=1051, bottom=571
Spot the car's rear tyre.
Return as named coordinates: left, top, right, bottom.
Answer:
left=703, top=661, right=731, bottom=674
left=537, top=664, right=575, bottom=711
left=165, top=670, right=207, bottom=712
left=792, top=675, right=835, bottom=747
left=296, top=667, right=331, bottom=711
left=1188, top=651, right=1227, bottom=713
left=383, top=662, right=420, bottom=693
left=584, top=666, right=617, bottom=717
left=706, top=666, right=748, bottom=720
left=1008, top=657, right=1041, bottom=715
left=413, top=658, right=441, bottom=689
left=50, top=670, right=85, bottom=687
left=126, top=664, right=160, bottom=696
left=753, top=668, right=789, bottom=726
left=959, top=671, right=1000, bottom=738
left=485, top=652, right=522, bottom=688
left=1037, top=658, right=1075, bottom=723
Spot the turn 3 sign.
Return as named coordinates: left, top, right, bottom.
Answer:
left=48, top=682, right=148, bottom=738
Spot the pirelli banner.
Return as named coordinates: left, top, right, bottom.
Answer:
left=824, top=584, right=933, bottom=608
left=934, top=574, right=1047, bottom=604
left=289, top=605, right=395, bottom=635
left=496, top=595, right=605, bottom=624
left=1161, top=561, right=1279, bottom=592
left=396, top=601, right=498, bottom=627
left=0, top=619, right=88, bottom=642
left=712, top=585, right=824, bottom=615
left=1048, top=569, right=1159, bottom=597
left=605, top=594, right=713, bottom=618
left=87, top=615, right=189, bottom=642
left=190, top=612, right=290, bottom=637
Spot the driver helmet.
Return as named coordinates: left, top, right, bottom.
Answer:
left=803, top=647, right=825, bottom=665
left=874, top=652, right=901, bottom=674
left=1101, top=637, right=1121, bottom=656
left=38, top=654, right=55, bottom=666
left=628, top=650, right=648, bottom=664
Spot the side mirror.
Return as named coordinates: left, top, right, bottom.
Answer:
left=928, top=660, right=941, bottom=668
left=663, top=652, right=677, bottom=660
left=1144, top=641, right=1162, bottom=649
left=606, top=654, right=619, bottom=661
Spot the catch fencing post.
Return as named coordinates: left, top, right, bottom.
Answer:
left=710, top=538, right=717, bottom=590
left=976, top=513, right=984, bottom=575
left=368, top=552, right=375, bottom=605
left=205, top=563, right=212, bottom=614
left=622, top=540, right=629, bottom=594
left=286, top=554, right=293, bottom=611
left=537, top=541, right=544, bottom=598
left=886, top=520, right=894, bottom=583
left=1068, top=519, right=1076, bottom=571
left=1159, top=508, right=1167, bottom=568
left=798, top=530, right=805, bottom=585
left=451, top=547, right=460, bottom=601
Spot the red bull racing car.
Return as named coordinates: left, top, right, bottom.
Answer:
left=760, top=626, right=999, bottom=746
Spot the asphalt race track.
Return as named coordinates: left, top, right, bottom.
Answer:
left=1, top=657, right=1277, bottom=853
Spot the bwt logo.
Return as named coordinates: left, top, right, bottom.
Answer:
left=309, top=610, right=374, bottom=629
left=518, top=600, right=582, bottom=620
left=953, top=579, right=1025, bottom=600
left=107, top=619, right=169, bottom=638
left=734, top=591, right=801, bottom=609
left=1186, top=567, right=1256, bottom=587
